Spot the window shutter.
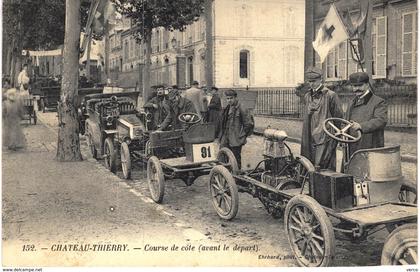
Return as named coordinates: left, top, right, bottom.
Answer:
left=338, top=42, right=347, bottom=79
left=375, top=16, right=387, bottom=78
left=402, top=12, right=417, bottom=76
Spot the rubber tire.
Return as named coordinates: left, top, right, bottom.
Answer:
left=209, top=165, right=239, bottom=220
left=285, top=195, right=335, bottom=267
left=381, top=223, right=417, bottom=265
left=217, top=147, right=239, bottom=174
left=87, top=132, right=97, bottom=159
left=104, top=137, right=117, bottom=173
left=147, top=156, right=165, bottom=203
left=120, top=142, right=131, bottom=179
left=399, top=180, right=417, bottom=204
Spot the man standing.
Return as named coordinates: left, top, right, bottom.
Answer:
left=183, top=80, right=207, bottom=120
left=218, top=89, right=254, bottom=169
left=159, top=88, right=196, bottom=131
left=346, top=72, right=388, bottom=157
left=301, top=67, right=343, bottom=170
left=206, top=86, right=222, bottom=124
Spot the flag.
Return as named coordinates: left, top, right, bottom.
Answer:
left=312, top=4, right=350, bottom=63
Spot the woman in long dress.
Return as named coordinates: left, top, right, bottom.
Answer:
left=3, top=88, right=26, bottom=150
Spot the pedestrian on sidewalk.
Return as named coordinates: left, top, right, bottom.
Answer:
left=3, top=88, right=26, bottom=151
left=346, top=72, right=387, bottom=157
left=217, top=89, right=254, bottom=169
left=300, top=67, right=343, bottom=170
left=17, top=64, right=30, bottom=93
left=206, top=86, right=222, bottom=124
left=183, top=80, right=207, bottom=121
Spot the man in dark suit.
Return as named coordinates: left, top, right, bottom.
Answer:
left=207, top=86, right=222, bottom=124
left=159, top=88, right=196, bottom=131
left=346, top=72, right=388, bottom=157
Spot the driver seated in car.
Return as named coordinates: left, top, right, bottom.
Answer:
left=144, top=86, right=168, bottom=130
left=345, top=72, right=388, bottom=157
left=158, top=87, right=196, bottom=131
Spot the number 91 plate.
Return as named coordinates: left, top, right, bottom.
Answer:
left=191, top=142, right=219, bottom=163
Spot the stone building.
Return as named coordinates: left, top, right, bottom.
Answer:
left=104, top=0, right=306, bottom=90
left=305, top=0, right=417, bottom=84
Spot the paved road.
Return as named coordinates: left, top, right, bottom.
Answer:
left=3, top=111, right=417, bottom=267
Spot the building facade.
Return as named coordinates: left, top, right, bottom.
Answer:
left=306, top=0, right=417, bottom=85
left=104, top=0, right=306, bottom=89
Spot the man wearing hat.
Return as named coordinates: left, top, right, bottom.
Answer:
left=183, top=80, right=208, bottom=120
left=144, top=85, right=169, bottom=130
left=158, top=87, right=196, bottom=131
left=346, top=72, right=387, bottom=157
left=217, top=89, right=254, bottom=169
left=301, top=67, right=343, bottom=170
left=206, top=86, right=222, bottom=124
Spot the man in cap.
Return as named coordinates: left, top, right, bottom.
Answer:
left=158, top=87, right=196, bottom=131
left=301, top=67, right=343, bottom=170
left=144, top=85, right=169, bottom=130
left=346, top=72, right=387, bottom=157
left=183, top=80, right=208, bottom=120
left=218, top=89, right=254, bottom=169
left=206, top=86, right=222, bottom=124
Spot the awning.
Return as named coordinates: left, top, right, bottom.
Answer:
left=28, top=49, right=62, bottom=57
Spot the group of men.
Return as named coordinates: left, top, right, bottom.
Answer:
left=301, top=67, right=388, bottom=170
left=144, top=81, right=254, bottom=169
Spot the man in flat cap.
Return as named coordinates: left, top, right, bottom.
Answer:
left=346, top=72, right=387, bottom=157
left=218, top=89, right=254, bottom=169
left=301, top=67, right=344, bottom=170
left=158, top=87, right=196, bottom=131
left=144, top=85, right=169, bottom=130
left=183, top=80, right=208, bottom=120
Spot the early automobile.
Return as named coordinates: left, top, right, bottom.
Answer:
left=209, top=119, right=417, bottom=267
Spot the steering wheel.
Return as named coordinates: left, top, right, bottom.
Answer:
left=322, top=117, right=362, bottom=143
left=178, top=112, right=201, bottom=124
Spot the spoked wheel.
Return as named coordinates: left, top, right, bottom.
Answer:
left=381, top=223, right=417, bottom=265
left=120, top=142, right=131, bottom=179
left=285, top=195, right=335, bottom=267
left=147, top=156, right=165, bottom=203
left=104, top=137, right=117, bottom=173
left=217, top=148, right=239, bottom=174
left=399, top=180, right=417, bottom=204
left=209, top=165, right=239, bottom=220
left=87, top=132, right=97, bottom=159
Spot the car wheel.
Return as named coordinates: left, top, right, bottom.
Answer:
left=209, top=165, right=239, bottom=220
left=121, top=142, right=131, bottom=179
left=285, top=195, right=335, bottom=267
left=381, top=223, right=417, bottom=265
left=147, top=156, right=165, bottom=203
left=104, top=137, right=117, bottom=173
left=217, top=148, right=239, bottom=174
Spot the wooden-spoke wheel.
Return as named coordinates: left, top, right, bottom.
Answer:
left=147, top=156, right=165, bottom=203
left=381, top=223, right=418, bottom=265
left=285, top=195, right=335, bottom=267
left=292, top=157, right=313, bottom=186
left=104, top=137, right=117, bottom=173
left=120, top=142, right=131, bottom=179
left=217, top=147, right=239, bottom=174
left=87, top=132, right=97, bottom=159
left=209, top=165, right=238, bottom=220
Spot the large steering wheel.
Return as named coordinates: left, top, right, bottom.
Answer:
left=322, top=117, right=362, bottom=143
left=178, top=112, right=201, bottom=124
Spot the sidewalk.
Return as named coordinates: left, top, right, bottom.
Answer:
left=254, top=115, right=418, bottom=163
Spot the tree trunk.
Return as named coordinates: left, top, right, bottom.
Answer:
left=56, top=0, right=83, bottom=162
left=204, top=0, right=213, bottom=87
left=142, top=32, right=152, bottom=102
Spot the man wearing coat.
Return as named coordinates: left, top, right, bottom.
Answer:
left=143, top=86, right=168, bottom=130
left=206, top=86, right=222, bottom=124
left=158, top=88, right=196, bottom=131
left=346, top=72, right=388, bottom=157
left=300, top=67, right=343, bottom=170
left=218, top=89, right=254, bottom=169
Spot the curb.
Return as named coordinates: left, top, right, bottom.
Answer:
left=253, top=129, right=417, bottom=164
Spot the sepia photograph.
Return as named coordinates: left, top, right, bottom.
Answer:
left=1, top=0, right=418, bottom=270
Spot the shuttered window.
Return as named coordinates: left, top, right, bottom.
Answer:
left=402, top=12, right=417, bottom=76
left=338, top=42, right=347, bottom=79
left=325, top=41, right=346, bottom=79
left=374, top=16, right=387, bottom=78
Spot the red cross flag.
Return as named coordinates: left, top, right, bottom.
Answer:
left=313, top=4, right=350, bottom=63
